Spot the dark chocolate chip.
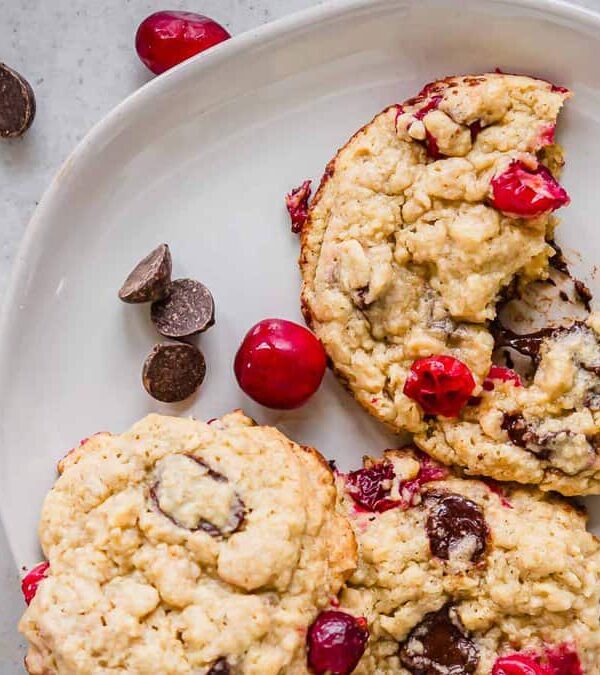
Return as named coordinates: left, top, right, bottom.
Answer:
left=490, top=321, right=586, bottom=363
left=142, top=343, right=206, bottom=402
left=0, top=63, right=35, bottom=138
left=151, top=455, right=245, bottom=538
left=424, top=493, right=488, bottom=562
left=151, top=279, right=215, bottom=338
left=548, top=239, right=569, bottom=275
left=207, top=658, right=230, bottom=674
left=399, top=605, right=479, bottom=674
left=501, top=414, right=552, bottom=458
left=118, top=244, right=172, bottom=303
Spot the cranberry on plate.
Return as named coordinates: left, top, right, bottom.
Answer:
left=403, top=355, right=476, bottom=417
left=489, top=160, right=569, bottom=218
left=21, top=561, right=49, bottom=605
left=307, top=610, right=369, bottom=674
left=135, top=11, right=231, bottom=75
left=234, top=318, right=327, bottom=409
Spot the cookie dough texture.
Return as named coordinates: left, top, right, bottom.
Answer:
left=417, top=318, right=600, bottom=495
left=300, top=72, right=569, bottom=435
left=337, top=449, right=600, bottom=674
left=19, top=412, right=356, bottom=674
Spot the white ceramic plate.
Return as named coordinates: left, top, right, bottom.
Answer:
left=3, top=0, right=600, bottom=569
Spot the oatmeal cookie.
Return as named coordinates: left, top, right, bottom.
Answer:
left=300, top=73, right=570, bottom=435
left=416, top=315, right=600, bottom=495
left=19, top=411, right=356, bottom=674
left=336, top=449, right=600, bottom=674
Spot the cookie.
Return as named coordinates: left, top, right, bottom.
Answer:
left=336, top=448, right=600, bottom=674
left=19, top=411, right=356, bottom=674
left=416, top=315, right=600, bottom=495
left=300, top=73, right=570, bottom=436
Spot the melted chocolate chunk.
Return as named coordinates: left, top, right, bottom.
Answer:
left=118, top=243, right=172, bottom=303
left=399, top=605, right=479, bottom=674
left=548, top=240, right=570, bottom=275
left=424, top=493, right=488, bottom=562
left=574, top=279, right=593, bottom=312
left=152, top=455, right=246, bottom=538
left=207, top=658, right=230, bottom=674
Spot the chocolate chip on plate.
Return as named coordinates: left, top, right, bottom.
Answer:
left=425, top=492, right=488, bottom=563
left=399, top=605, right=479, bottom=674
left=151, top=278, right=215, bottom=338
left=0, top=63, right=36, bottom=138
left=142, top=342, right=206, bottom=402
left=118, top=243, right=172, bottom=303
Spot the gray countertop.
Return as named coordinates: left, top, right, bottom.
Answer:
left=1, top=0, right=599, bottom=670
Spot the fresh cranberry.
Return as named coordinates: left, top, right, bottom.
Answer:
left=545, top=645, right=583, bottom=675
left=537, top=124, right=556, bottom=148
left=135, top=11, right=231, bottom=75
left=483, top=365, right=523, bottom=391
left=307, top=610, right=368, bottom=674
left=285, top=180, right=312, bottom=233
left=234, top=319, right=326, bottom=409
left=493, top=654, right=548, bottom=675
left=490, top=161, right=569, bottom=218
left=403, top=355, right=476, bottom=417
left=21, top=561, right=49, bottom=605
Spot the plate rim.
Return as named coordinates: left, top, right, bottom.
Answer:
left=2, top=0, right=600, bottom=555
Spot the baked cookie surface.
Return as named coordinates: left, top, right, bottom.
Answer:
left=19, top=411, right=356, bottom=674
left=336, top=449, right=600, bottom=674
left=416, top=315, right=600, bottom=495
left=300, top=72, right=570, bottom=435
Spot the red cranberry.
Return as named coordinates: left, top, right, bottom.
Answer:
left=346, top=462, right=400, bottom=513
left=545, top=645, right=583, bottom=675
left=135, top=11, right=231, bottom=75
left=483, top=365, right=523, bottom=391
left=307, top=610, right=369, bottom=674
left=21, top=561, right=49, bottom=605
left=490, top=160, right=569, bottom=218
left=493, top=654, right=548, bottom=675
left=346, top=454, right=447, bottom=513
left=414, top=95, right=443, bottom=120
left=286, top=180, right=312, bottom=233
left=403, top=355, right=476, bottom=417
left=234, top=319, right=326, bottom=409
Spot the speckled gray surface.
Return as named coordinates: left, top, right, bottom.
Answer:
left=1, top=0, right=599, bottom=671
left=0, top=2, right=321, bottom=669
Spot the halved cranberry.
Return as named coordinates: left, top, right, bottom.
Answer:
left=493, top=654, right=548, bottom=675
left=21, top=561, right=49, bottom=605
left=545, top=645, right=583, bottom=675
left=135, top=11, right=231, bottom=75
left=483, top=365, right=523, bottom=391
left=286, top=180, right=312, bottom=233
left=490, top=160, right=569, bottom=218
left=234, top=319, right=326, bottom=409
left=403, top=355, right=476, bottom=417
left=307, top=610, right=368, bottom=675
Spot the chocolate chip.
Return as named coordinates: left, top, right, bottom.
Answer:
left=151, top=279, right=215, bottom=338
left=501, top=414, right=551, bottom=458
left=151, top=455, right=245, bottom=538
left=399, top=605, right=479, bottom=674
left=425, top=493, right=487, bottom=562
left=118, top=244, right=172, bottom=303
left=574, top=279, right=593, bottom=312
left=0, top=63, right=35, bottom=138
left=207, top=658, right=230, bottom=674
left=142, top=343, right=206, bottom=402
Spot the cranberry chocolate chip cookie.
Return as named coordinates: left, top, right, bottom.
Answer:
left=19, top=412, right=356, bottom=674
left=336, top=448, right=600, bottom=674
left=300, top=72, right=570, bottom=436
